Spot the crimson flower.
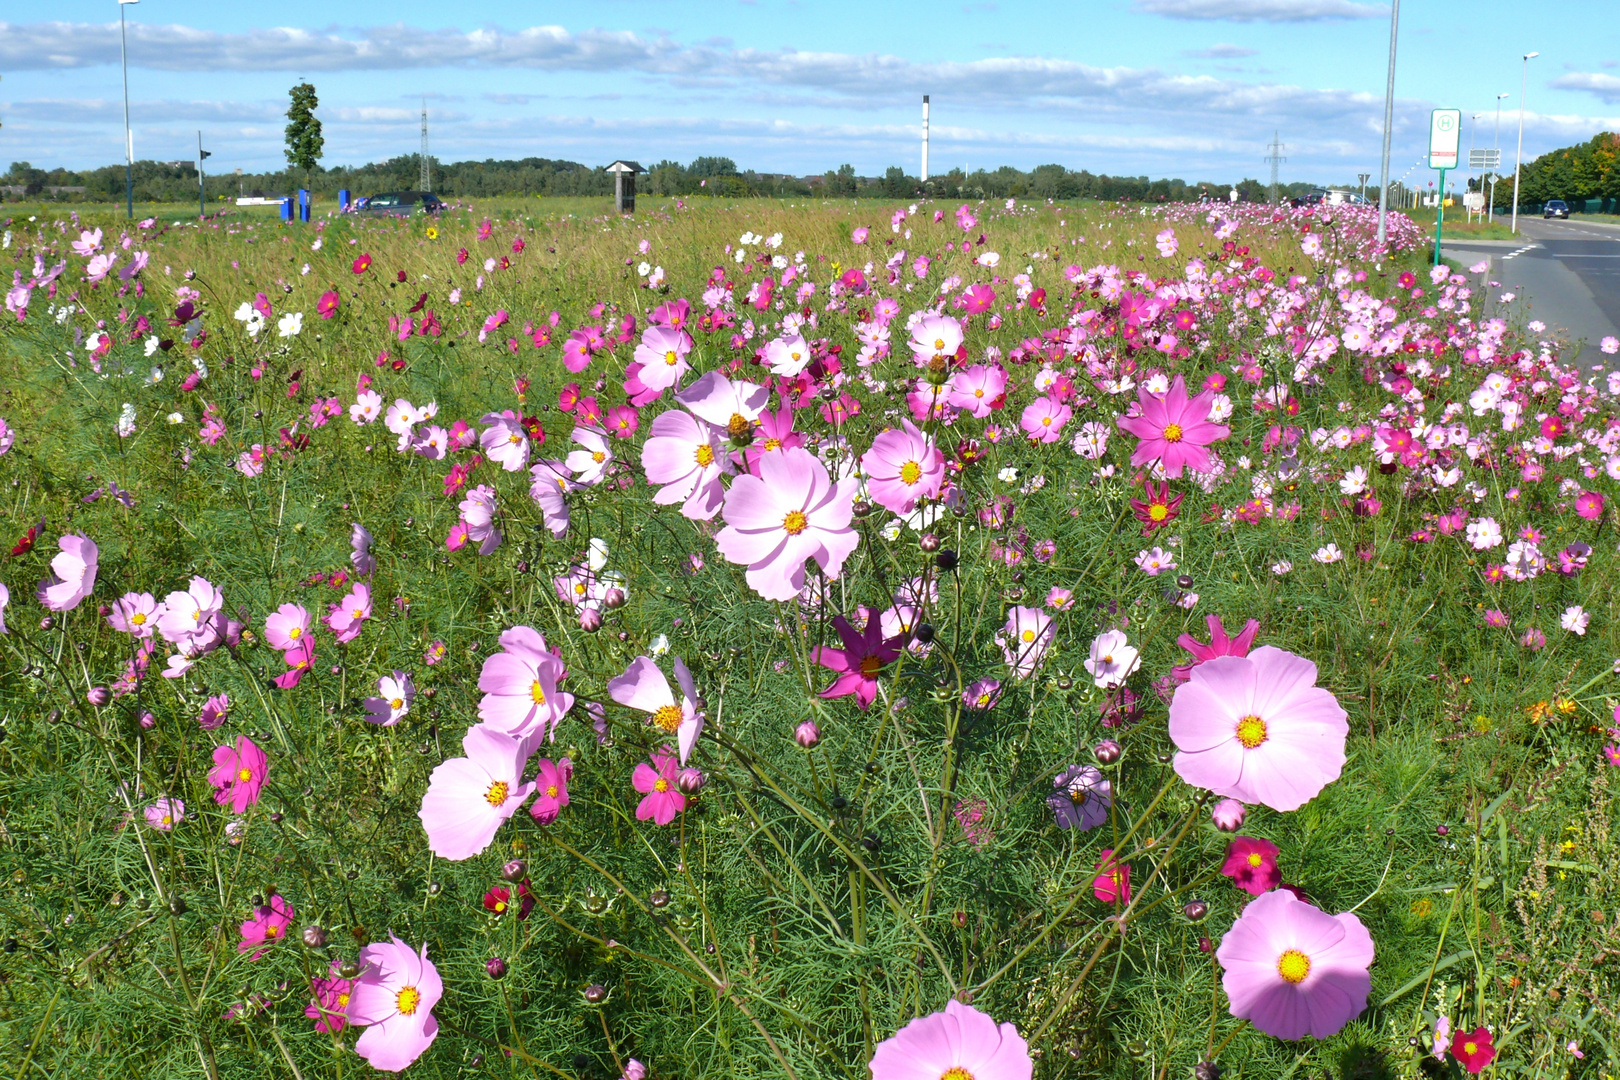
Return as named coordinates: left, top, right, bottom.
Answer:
left=1130, top=479, right=1183, bottom=536
left=351, top=253, right=372, bottom=275
left=1221, top=836, right=1282, bottom=895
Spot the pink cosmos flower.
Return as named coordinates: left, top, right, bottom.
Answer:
left=529, top=757, right=572, bottom=824
left=364, top=671, right=415, bottom=726
left=264, top=603, right=311, bottom=652
left=419, top=722, right=536, bottom=860
left=239, top=893, right=295, bottom=959
left=814, top=614, right=904, bottom=710
left=1173, top=614, right=1260, bottom=682
left=641, top=408, right=730, bottom=520
left=1451, top=1028, right=1496, bottom=1074
left=957, top=282, right=996, bottom=314
left=566, top=425, right=615, bottom=486
left=198, top=693, right=229, bottom=730
left=0, top=582, right=7, bottom=635
left=316, top=290, right=340, bottom=319
left=208, top=736, right=268, bottom=813
left=676, top=370, right=771, bottom=442
left=479, top=409, right=530, bottom=472
left=477, top=625, right=575, bottom=741
left=765, top=333, right=813, bottom=378
left=108, top=591, right=163, bottom=638
left=351, top=523, right=376, bottom=577
left=1222, top=836, right=1282, bottom=895
left=1169, top=646, right=1348, bottom=812
left=609, top=655, right=705, bottom=765
left=851, top=226, right=869, bottom=244
left=629, top=324, right=693, bottom=400
left=156, top=576, right=224, bottom=651
left=868, top=1000, right=1032, bottom=1080
left=1216, top=888, right=1373, bottom=1041
left=1576, top=490, right=1604, bottom=520
left=459, top=485, right=502, bottom=555
left=996, top=606, right=1055, bottom=678
left=325, top=583, right=372, bottom=643
left=1019, top=395, right=1072, bottom=443
left=947, top=363, right=1007, bottom=417
left=273, top=639, right=317, bottom=689
left=632, top=750, right=687, bottom=826
left=37, top=533, right=98, bottom=611
left=349, top=937, right=442, bottom=1072
left=1092, top=849, right=1131, bottom=904
left=908, top=313, right=964, bottom=363
left=528, top=459, right=575, bottom=538
left=1116, top=375, right=1230, bottom=478
left=715, top=446, right=859, bottom=602
left=862, top=420, right=945, bottom=515
left=144, top=796, right=184, bottom=830
left=306, top=960, right=354, bottom=1034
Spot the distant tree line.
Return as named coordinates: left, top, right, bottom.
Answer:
left=1476, top=132, right=1620, bottom=210
left=3, top=155, right=1330, bottom=207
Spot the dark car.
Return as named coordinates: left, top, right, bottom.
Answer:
left=1544, top=199, right=1570, bottom=219
left=354, top=191, right=444, bottom=217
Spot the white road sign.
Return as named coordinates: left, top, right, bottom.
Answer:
left=1429, top=110, right=1462, bottom=170
left=1469, top=148, right=1501, bottom=170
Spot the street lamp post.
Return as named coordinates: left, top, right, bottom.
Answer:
left=118, top=0, right=139, bottom=220
left=1510, top=51, right=1538, bottom=235
left=1375, top=0, right=1402, bottom=254
left=1490, top=92, right=1509, bottom=223
left=1470, top=113, right=1483, bottom=220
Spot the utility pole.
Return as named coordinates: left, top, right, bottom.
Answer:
left=197, top=131, right=211, bottom=219
left=419, top=98, right=431, bottom=193
left=119, top=0, right=139, bottom=220
left=1376, top=0, right=1401, bottom=253
left=1510, top=51, right=1538, bottom=235
left=1264, top=131, right=1286, bottom=205
left=1490, top=91, right=1509, bottom=222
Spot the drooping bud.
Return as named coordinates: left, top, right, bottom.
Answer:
left=677, top=767, right=705, bottom=794
left=580, top=608, right=603, bottom=633
left=794, top=720, right=821, bottom=748
left=604, top=588, right=626, bottom=610
left=87, top=687, right=111, bottom=707
left=485, top=957, right=508, bottom=980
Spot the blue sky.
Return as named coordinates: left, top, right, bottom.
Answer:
left=2, top=0, right=1616, bottom=186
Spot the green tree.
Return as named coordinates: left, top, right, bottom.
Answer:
left=284, top=82, right=324, bottom=187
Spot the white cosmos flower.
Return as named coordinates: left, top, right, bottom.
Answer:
left=277, top=312, right=303, bottom=338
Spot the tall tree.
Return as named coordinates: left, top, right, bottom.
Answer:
left=284, top=82, right=324, bottom=188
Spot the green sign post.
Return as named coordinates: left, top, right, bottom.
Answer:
left=1428, top=109, right=1462, bottom=268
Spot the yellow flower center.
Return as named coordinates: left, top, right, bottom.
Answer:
left=485, top=781, right=509, bottom=807
left=974, top=388, right=985, bottom=398
left=652, top=704, right=684, bottom=733
left=530, top=680, right=547, bottom=705
left=396, top=985, right=422, bottom=1016
left=1042, top=416, right=1053, bottom=426
left=1021, top=629, right=1036, bottom=643
left=727, top=413, right=752, bottom=441
left=653, top=778, right=670, bottom=793
left=352, top=608, right=365, bottom=619
left=1276, top=948, right=1311, bottom=984
left=790, top=349, right=802, bottom=362
left=1163, top=423, right=1184, bottom=442
left=1236, top=715, right=1268, bottom=748
left=390, top=697, right=404, bottom=710
left=860, top=655, right=883, bottom=677
left=545, top=784, right=559, bottom=798
left=592, top=451, right=605, bottom=463
left=509, top=433, right=523, bottom=444
left=782, top=509, right=809, bottom=535
left=132, top=612, right=146, bottom=626
left=1069, top=788, right=1087, bottom=805
left=695, top=443, right=715, bottom=467
left=1248, top=852, right=1264, bottom=868
left=338, top=992, right=350, bottom=1007
left=161, top=814, right=172, bottom=825
left=237, top=768, right=253, bottom=782
left=287, top=626, right=301, bottom=640
left=899, top=461, right=922, bottom=485
left=763, top=437, right=781, bottom=451
left=574, top=582, right=588, bottom=596
left=266, top=924, right=280, bottom=937
left=664, top=349, right=679, bottom=366
left=1149, top=504, right=1168, bottom=521
left=1463, top=1041, right=1478, bottom=1056
left=933, top=337, right=946, bottom=350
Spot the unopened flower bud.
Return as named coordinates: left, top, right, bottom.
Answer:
left=935, top=548, right=959, bottom=571
left=579, top=608, right=602, bottom=633
left=139, top=711, right=156, bottom=729
left=794, top=720, right=821, bottom=748
left=302, top=925, right=327, bottom=949
left=39, top=616, right=54, bottom=631
left=1183, top=900, right=1209, bottom=923
left=604, top=588, right=626, bottom=610
left=87, top=687, right=111, bottom=707
left=583, top=983, right=608, bottom=1004
left=501, top=860, right=527, bottom=882
left=677, top=767, right=705, bottom=794
left=1194, top=1062, right=1224, bottom=1080
left=919, top=532, right=941, bottom=552
left=1093, top=739, right=1122, bottom=765
left=1211, top=798, right=1246, bottom=831
left=485, top=957, right=507, bottom=980
left=1198, top=935, right=1213, bottom=953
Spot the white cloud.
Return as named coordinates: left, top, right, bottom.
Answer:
left=1133, top=0, right=1385, bottom=20
left=1184, top=44, right=1260, bottom=58
left=1550, top=72, right=1620, bottom=106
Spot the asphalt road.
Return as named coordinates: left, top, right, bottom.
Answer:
left=1443, top=216, right=1620, bottom=369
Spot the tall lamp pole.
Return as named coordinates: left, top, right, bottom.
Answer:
left=1375, top=0, right=1401, bottom=255
left=118, top=0, right=139, bottom=220
left=1490, top=92, right=1509, bottom=222
left=1510, top=51, right=1538, bottom=235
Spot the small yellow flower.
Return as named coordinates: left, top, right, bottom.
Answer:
left=1473, top=714, right=1492, bottom=733
left=425, top=226, right=439, bottom=240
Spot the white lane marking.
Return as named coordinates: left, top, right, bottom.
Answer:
left=1503, top=244, right=1539, bottom=260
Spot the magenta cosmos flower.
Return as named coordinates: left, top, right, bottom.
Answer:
left=37, top=533, right=98, bottom=611
left=419, top=722, right=536, bottom=860
left=306, top=960, right=354, bottom=1034
left=239, top=893, right=295, bottom=959
left=813, top=614, right=904, bottom=709
left=349, top=937, right=442, bottom=1072
left=1216, top=888, right=1373, bottom=1041
left=947, top=363, right=1008, bottom=418
left=1019, top=395, right=1072, bottom=443
left=208, top=736, right=268, bottom=813
left=529, top=757, right=571, bottom=825
left=1173, top=614, right=1260, bottom=682
left=1222, top=836, right=1282, bottom=895
left=861, top=420, right=945, bottom=515
left=641, top=408, right=730, bottom=521
left=324, top=582, right=372, bottom=643
left=716, top=446, right=859, bottom=602
left=609, top=655, right=705, bottom=765
left=1168, top=646, right=1348, bottom=812
left=1115, top=375, right=1230, bottom=478
left=632, top=750, right=686, bottom=825
left=870, top=999, right=1032, bottom=1080
left=477, top=625, right=575, bottom=741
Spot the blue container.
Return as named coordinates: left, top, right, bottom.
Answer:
left=298, top=188, right=311, bottom=223
left=339, top=188, right=351, bottom=211
left=280, top=197, right=293, bottom=222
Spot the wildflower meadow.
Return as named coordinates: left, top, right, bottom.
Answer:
left=4, top=193, right=1620, bottom=1079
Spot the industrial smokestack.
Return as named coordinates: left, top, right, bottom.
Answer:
left=921, top=95, right=930, bottom=182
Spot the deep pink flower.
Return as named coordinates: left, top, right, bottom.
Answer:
left=37, top=533, right=97, bottom=611
left=868, top=1000, right=1032, bottom=1080
left=1115, top=375, right=1230, bottom=477
left=1451, top=1028, right=1496, bottom=1074
left=208, top=736, right=267, bottom=813
left=1092, top=849, right=1131, bottom=904
left=861, top=420, right=945, bottom=515
left=476, top=625, right=575, bottom=741
left=419, top=722, right=535, bottom=860
left=1172, top=614, right=1260, bottom=681
left=306, top=960, right=355, bottom=1034
left=316, top=290, right=340, bottom=319
left=239, top=893, right=295, bottom=958
left=716, top=446, right=859, bottom=602
left=349, top=937, right=442, bottom=1072
left=198, top=693, right=229, bottom=730
left=1169, top=647, right=1348, bottom=812
left=1216, top=888, right=1373, bottom=1041
left=957, top=282, right=996, bottom=314
left=324, top=583, right=372, bottom=643
left=272, top=639, right=316, bottom=689
left=1222, top=836, right=1282, bottom=895
left=1019, top=395, right=1071, bottom=443
left=813, top=614, right=904, bottom=710
left=1576, top=490, right=1604, bottom=520
left=609, top=655, right=705, bottom=764
left=529, top=757, right=572, bottom=824
left=632, top=750, right=687, bottom=826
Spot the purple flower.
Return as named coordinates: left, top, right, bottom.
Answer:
left=1047, top=765, right=1111, bottom=830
